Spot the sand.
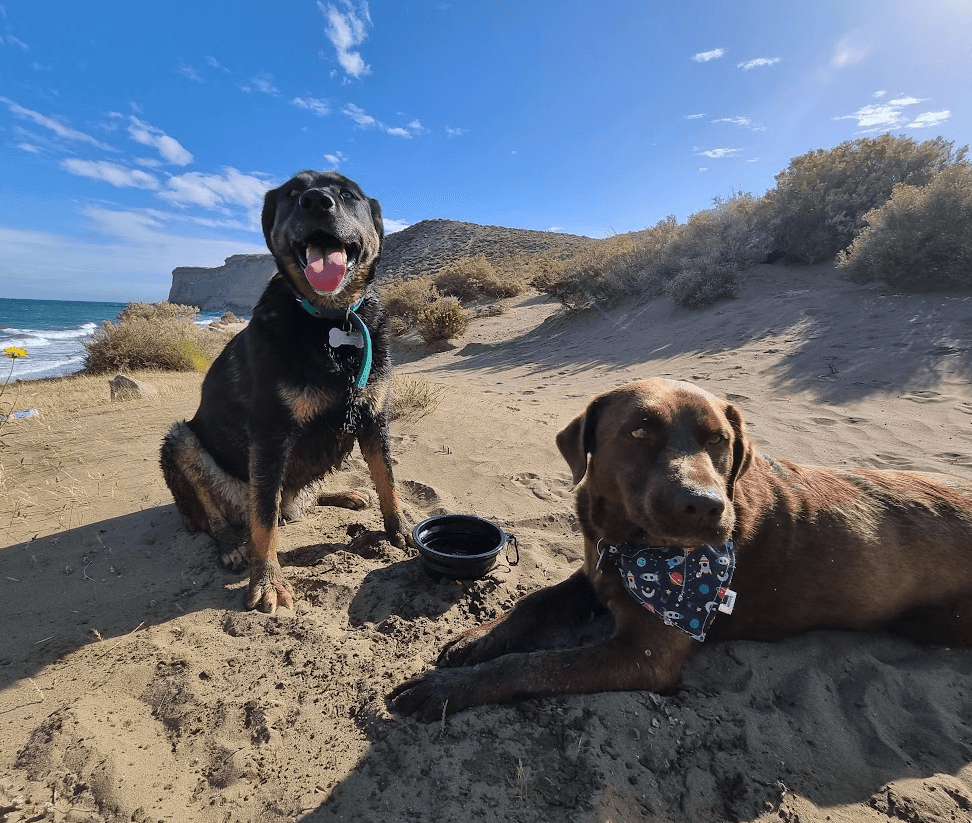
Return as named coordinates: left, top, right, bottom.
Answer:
left=2, top=262, right=972, bottom=823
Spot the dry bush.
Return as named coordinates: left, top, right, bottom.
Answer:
left=763, top=134, right=966, bottom=264
left=379, top=276, right=440, bottom=327
left=837, top=163, right=972, bottom=291
left=433, top=254, right=527, bottom=301
left=390, top=377, right=444, bottom=423
left=417, top=297, right=468, bottom=343
left=83, top=301, right=231, bottom=374
left=664, top=263, right=739, bottom=309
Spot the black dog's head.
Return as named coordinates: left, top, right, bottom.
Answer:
left=261, top=170, right=384, bottom=310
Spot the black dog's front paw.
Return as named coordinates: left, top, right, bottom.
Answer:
left=390, top=668, right=482, bottom=721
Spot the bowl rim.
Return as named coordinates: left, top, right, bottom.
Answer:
left=412, top=514, right=508, bottom=562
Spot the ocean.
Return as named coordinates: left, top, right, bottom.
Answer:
left=0, top=298, right=223, bottom=381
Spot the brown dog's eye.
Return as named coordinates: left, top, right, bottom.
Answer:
left=707, top=433, right=727, bottom=445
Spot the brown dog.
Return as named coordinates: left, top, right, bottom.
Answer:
left=393, top=378, right=972, bottom=719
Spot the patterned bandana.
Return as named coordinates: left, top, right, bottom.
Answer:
left=597, top=540, right=737, bottom=642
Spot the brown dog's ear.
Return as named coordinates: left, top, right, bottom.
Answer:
left=556, top=398, right=602, bottom=485
left=261, top=185, right=280, bottom=249
left=724, top=403, right=754, bottom=500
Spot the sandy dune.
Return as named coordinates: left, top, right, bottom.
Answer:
left=2, top=262, right=972, bottom=822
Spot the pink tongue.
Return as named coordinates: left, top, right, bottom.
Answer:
left=305, top=246, right=347, bottom=293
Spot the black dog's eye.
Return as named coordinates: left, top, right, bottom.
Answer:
left=340, top=189, right=355, bottom=200
left=287, top=189, right=300, bottom=198
left=631, top=427, right=651, bottom=440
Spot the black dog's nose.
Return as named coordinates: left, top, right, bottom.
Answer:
left=672, top=488, right=725, bottom=524
left=298, top=188, right=336, bottom=212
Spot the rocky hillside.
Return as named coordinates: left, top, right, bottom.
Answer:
left=168, top=219, right=595, bottom=312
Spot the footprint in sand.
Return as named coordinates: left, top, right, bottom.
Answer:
left=957, top=402, right=972, bottom=416
left=400, top=479, right=442, bottom=508
left=902, top=390, right=950, bottom=404
left=871, top=453, right=916, bottom=470
left=726, top=393, right=750, bottom=402
left=936, top=452, right=972, bottom=468
left=511, top=472, right=570, bottom=501
left=811, top=417, right=837, bottom=426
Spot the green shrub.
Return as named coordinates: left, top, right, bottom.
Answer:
left=83, top=302, right=230, bottom=374
left=836, top=163, right=972, bottom=291
left=433, top=254, right=526, bottom=301
left=417, top=298, right=468, bottom=343
left=763, top=134, right=965, bottom=264
left=379, top=276, right=439, bottom=327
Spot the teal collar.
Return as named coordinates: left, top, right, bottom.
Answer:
left=299, top=296, right=372, bottom=388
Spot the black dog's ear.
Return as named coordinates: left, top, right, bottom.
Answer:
left=556, top=397, right=602, bottom=485
left=261, top=185, right=281, bottom=249
left=369, top=198, right=384, bottom=241
left=724, top=403, right=754, bottom=501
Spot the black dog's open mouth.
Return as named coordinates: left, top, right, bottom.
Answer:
left=294, top=234, right=361, bottom=294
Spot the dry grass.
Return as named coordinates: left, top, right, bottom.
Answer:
left=379, top=277, right=440, bottom=327
left=417, top=298, right=468, bottom=343
left=433, top=254, right=527, bottom=302
left=390, top=377, right=445, bottom=424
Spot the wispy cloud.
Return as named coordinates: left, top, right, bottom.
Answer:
left=320, top=1, right=372, bottom=78
left=383, top=218, right=409, bottom=234
left=292, top=95, right=331, bottom=116
left=0, top=96, right=114, bottom=150
left=159, top=167, right=272, bottom=210
left=737, top=57, right=781, bottom=70
left=830, top=35, right=869, bottom=71
left=696, top=147, right=741, bottom=159
left=60, top=158, right=160, bottom=189
left=127, top=116, right=193, bottom=165
left=16, top=142, right=41, bottom=153
left=692, top=48, right=725, bottom=63
left=712, top=116, right=765, bottom=132
left=324, top=151, right=347, bottom=166
left=446, top=126, right=468, bottom=137
left=178, top=64, right=204, bottom=83
left=242, top=73, right=280, bottom=95
left=341, top=103, right=423, bottom=137
left=686, top=113, right=706, bottom=120
left=835, top=95, right=949, bottom=131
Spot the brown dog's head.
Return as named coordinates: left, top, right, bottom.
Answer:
left=556, top=378, right=753, bottom=546
left=261, top=170, right=384, bottom=311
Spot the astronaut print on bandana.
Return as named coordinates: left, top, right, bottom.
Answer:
left=598, top=541, right=736, bottom=642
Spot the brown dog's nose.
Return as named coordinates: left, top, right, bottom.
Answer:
left=672, top=487, right=725, bottom=525
left=298, top=189, right=336, bottom=212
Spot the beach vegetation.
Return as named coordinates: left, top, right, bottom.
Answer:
left=836, top=162, right=972, bottom=291
left=417, top=297, right=468, bottom=343
left=433, top=254, right=527, bottom=301
left=380, top=276, right=440, bottom=328
left=390, top=376, right=445, bottom=423
left=82, top=301, right=233, bottom=374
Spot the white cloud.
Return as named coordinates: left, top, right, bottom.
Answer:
left=383, top=218, right=409, bottom=234
left=737, top=57, right=781, bottom=70
left=243, top=73, right=280, bottom=95
left=127, top=116, right=193, bottom=165
left=873, top=90, right=887, bottom=99
left=835, top=96, right=945, bottom=131
left=686, top=113, right=705, bottom=120
left=60, top=158, right=160, bottom=189
left=692, top=48, right=725, bottom=62
left=446, top=126, right=468, bottom=136
left=324, top=151, right=347, bottom=166
left=16, top=142, right=41, bottom=153
left=907, top=110, right=951, bottom=128
left=178, top=64, right=204, bottom=83
left=320, top=1, right=372, bottom=78
left=830, top=36, right=868, bottom=70
left=292, top=96, right=331, bottom=116
left=159, top=167, right=271, bottom=210
left=0, top=96, right=114, bottom=150
left=342, top=102, right=378, bottom=128
left=696, top=148, right=741, bottom=159
left=712, top=116, right=764, bottom=131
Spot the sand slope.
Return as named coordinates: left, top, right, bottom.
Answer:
left=2, top=262, right=972, bottom=822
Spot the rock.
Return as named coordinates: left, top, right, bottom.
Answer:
left=109, top=375, right=159, bottom=401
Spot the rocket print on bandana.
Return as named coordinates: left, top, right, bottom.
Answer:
left=599, top=541, right=737, bottom=642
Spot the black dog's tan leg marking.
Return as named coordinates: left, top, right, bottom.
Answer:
left=245, top=445, right=294, bottom=613
left=357, top=417, right=408, bottom=549
left=160, top=421, right=249, bottom=568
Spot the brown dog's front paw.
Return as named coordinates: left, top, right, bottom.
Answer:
left=390, top=669, right=478, bottom=721
left=245, top=560, right=294, bottom=614
left=437, top=627, right=500, bottom=668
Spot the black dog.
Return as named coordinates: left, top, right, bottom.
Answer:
left=161, top=170, right=410, bottom=613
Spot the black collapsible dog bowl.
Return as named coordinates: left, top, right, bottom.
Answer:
left=412, top=514, right=518, bottom=579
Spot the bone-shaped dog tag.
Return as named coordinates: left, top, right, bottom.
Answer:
left=329, top=327, right=364, bottom=348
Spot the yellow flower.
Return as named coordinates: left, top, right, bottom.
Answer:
left=3, top=347, right=28, bottom=359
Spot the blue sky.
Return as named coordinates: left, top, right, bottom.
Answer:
left=1, top=1, right=970, bottom=302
